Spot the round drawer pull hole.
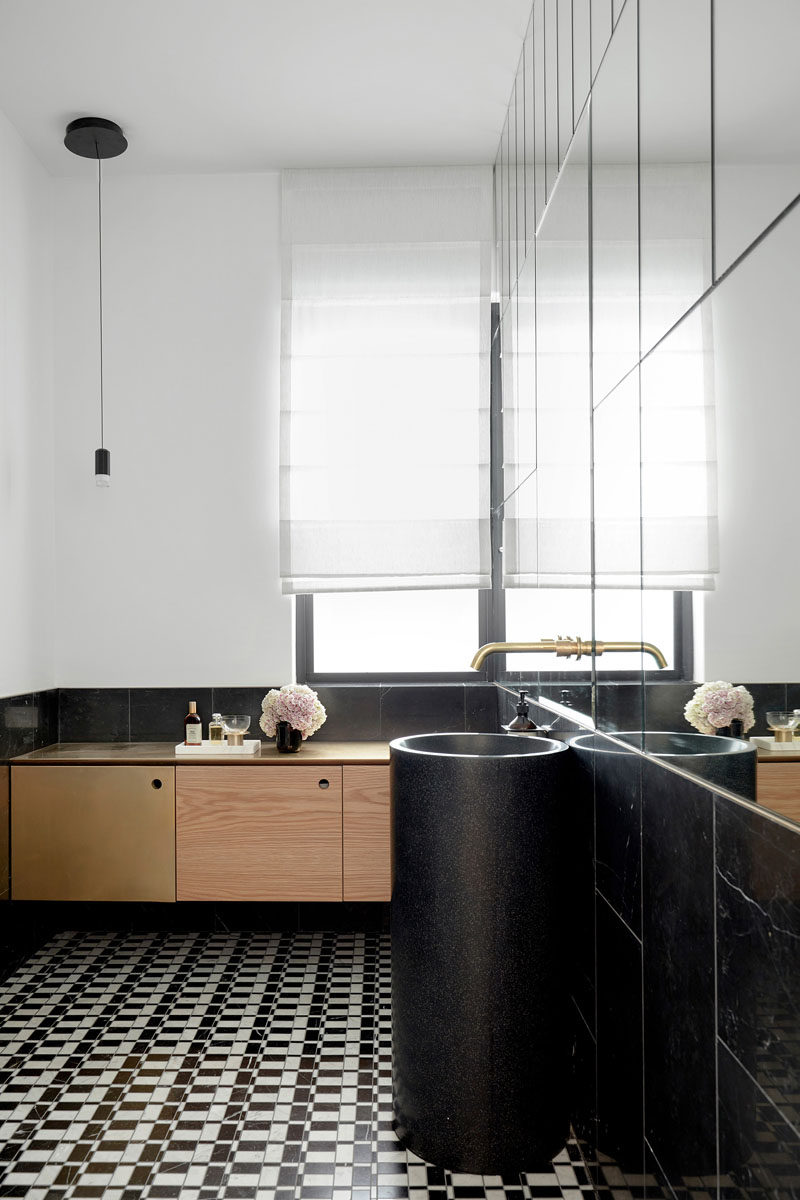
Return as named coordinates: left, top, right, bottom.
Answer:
left=151, top=779, right=163, bottom=790
left=318, top=779, right=330, bottom=789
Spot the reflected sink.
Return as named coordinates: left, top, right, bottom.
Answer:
left=390, top=730, right=570, bottom=1172
left=568, top=730, right=756, bottom=799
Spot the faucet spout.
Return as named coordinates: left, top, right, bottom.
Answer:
left=470, top=636, right=667, bottom=670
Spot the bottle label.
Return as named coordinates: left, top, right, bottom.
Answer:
left=185, top=724, right=202, bottom=745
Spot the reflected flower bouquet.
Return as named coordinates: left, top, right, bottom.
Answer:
left=260, top=684, right=327, bottom=741
left=684, top=681, right=754, bottom=735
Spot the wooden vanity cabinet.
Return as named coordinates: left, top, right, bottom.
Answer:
left=343, top=765, right=392, bottom=901
left=9, top=752, right=393, bottom=904
left=10, top=765, right=175, bottom=901
left=176, top=765, right=344, bottom=900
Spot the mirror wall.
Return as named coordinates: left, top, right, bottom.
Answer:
left=495, top=0, right=800, bottom=819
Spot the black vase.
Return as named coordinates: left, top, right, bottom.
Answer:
left=276, top=721, right=302, bottom=753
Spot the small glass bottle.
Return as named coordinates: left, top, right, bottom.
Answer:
left=209, top=713, right=224, bottom=744
left=184, top=701, right=202, bottom=746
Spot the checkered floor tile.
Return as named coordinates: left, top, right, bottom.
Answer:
left=0, top=931, right=591, bottom=1200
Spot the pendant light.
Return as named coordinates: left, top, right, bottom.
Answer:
left=64, top=117, right=128, bottom=486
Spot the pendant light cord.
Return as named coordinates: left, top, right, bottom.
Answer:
left=97, top=148, right=104, bottom=450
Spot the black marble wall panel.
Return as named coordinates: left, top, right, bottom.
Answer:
left=594, top=744, right=641, bottom=936
left=641, top=758, right=717, bottom=1179
left=568, top=741, right=596, bottom=1033
left=575, top=724, right=800, bottom=1194
left=129, top=688, right=214, bottom=742
left=59, top=688, right=130, bottom=742
left=716, top=798, right=800, bottom=1139
left=596, top=895, right=644, bottom=1169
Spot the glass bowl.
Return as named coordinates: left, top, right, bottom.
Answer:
left=766, top=711, right=800, bottom=731
left=220, top=715, right=251, bottom=735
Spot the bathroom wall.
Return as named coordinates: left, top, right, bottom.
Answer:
left=0, top=109, right=56, bottom=698
left=52, top=171, right=292, bottom=687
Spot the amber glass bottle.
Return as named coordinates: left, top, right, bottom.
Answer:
left=184, top=701, right=202, bottom=746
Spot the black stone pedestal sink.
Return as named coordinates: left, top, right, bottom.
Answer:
left=390, top=732, right=570, bottom=1174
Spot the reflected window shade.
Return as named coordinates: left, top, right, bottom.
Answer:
left=503, top=167, right=717, bottom=590
left=280, top=168, right=492, bottom=595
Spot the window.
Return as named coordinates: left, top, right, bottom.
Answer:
left=296, top=297, right=693, bottom=683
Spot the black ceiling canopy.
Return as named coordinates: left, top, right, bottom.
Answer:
left=64, top=117, right=127, bottom=160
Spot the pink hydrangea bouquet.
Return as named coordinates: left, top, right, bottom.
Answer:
left=260, top=684, right=327, bottom=741
left=684, top=681, right=754, bottom=735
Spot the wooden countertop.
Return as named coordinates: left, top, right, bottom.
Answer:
left=12, top=741, right=391, bottom=766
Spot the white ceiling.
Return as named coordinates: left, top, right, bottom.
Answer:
left=0, top=0, right=531, bottom=176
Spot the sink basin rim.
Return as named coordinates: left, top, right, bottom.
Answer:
left=390, top=732, right=567, bottom=759
left=568, top=730, right=754, bottom=757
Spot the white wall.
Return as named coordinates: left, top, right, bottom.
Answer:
left=53, top=171, right=293, bottom=686
left=702, top=198, right=800, bottom=682
left=0, top=110, right=56, bottom=697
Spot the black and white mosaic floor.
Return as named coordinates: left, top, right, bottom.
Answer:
left=0, top=931, right=594, bottom=1200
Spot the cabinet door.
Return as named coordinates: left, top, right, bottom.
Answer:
left=11, top=765, right=176, bottom=901
left=176, top=766, right=343, bottom=901
left=757, top=763, right=800, bottom=824
left=343, top=765, right=392, bottom=901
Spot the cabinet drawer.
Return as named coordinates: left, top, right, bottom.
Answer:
left=343, top=765, right=392, bottom=901
left=176, top=765, right=343, bottom=901
left=11, top=765, right=175, bottom=901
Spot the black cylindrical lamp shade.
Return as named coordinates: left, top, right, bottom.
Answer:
left=95, top=447, right=110, bottom=486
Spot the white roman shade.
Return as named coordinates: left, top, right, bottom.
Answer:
left=502, top=161, right=718, bottom=591
left=280, top=167, right=493, bottom=594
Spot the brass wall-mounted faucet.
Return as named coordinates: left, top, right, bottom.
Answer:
left=470, top=636, right=667, bottom=670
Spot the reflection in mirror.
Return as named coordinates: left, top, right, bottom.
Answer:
left=533, top=0, right=546, bottom=227
left=508, top=87, right=519, bottom=292
left=493, top=0, right=800, bottom=823
left=639, top=0, right=711, bottom=354
left=501, top=112, right=591, bottom=707
left=544, top=0, right=560, bottom=197
left=592, top=370, right=643, bottom=737
left=641, top=200, right=800, bottom=820
left=515, top=71, right=526, bottom=272
left=714, top=0, right=800, bottom=277
left=507, top=251, right=535, bottom=505
left=572, top=0, right=590, bottom=125
left=590, top=0, right=612, bottom=82
left=523, top=20, right=535, bottom=252
left=557, top=0, right=573, bottom=163
left=498, top=114, right=509, bottom=305
left=590, top=0, right=638, bottom=403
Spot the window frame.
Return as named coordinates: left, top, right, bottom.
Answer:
left=295, top=301, right=693, bottom=686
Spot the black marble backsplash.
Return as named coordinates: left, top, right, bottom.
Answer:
left=0, top=689, right=58, bottom=763
left=599, top=679, right=800, bottom=738
left=55, top=684, right=499, bottom=744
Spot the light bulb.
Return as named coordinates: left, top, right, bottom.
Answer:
left=95, top=447, right=110, bottom=487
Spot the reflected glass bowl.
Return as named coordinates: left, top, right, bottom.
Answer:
left=766, top=711, right=800, bottom=731
left=220, top=715, right=251, bottom=736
